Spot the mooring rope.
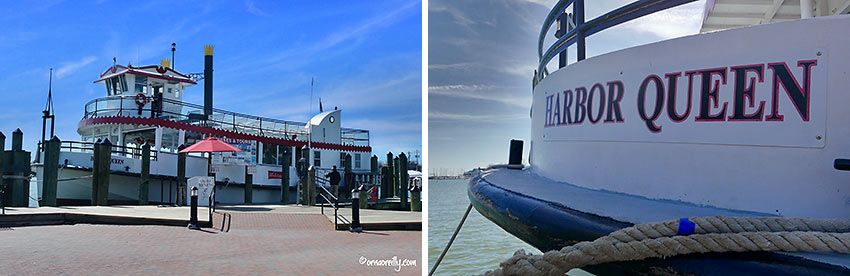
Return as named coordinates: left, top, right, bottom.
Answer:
left=430, top=203, right=474, bottom=276
left=483, top=216, right=850, bottom=276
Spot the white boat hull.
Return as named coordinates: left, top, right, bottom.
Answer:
left=530, top=15, right=850, bottom=219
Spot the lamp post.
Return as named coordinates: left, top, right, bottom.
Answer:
left=188, top=186, right=199, bottom=230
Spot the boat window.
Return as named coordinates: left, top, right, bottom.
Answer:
left=355, top=153, right=361, bottom=169
left=262, top=143, right=279, bottom=165
left=111, top=76, right=121, bottom=95
left=123, top=129, right=155, bottom=149
left=160, top=128, right=179, bottom=153
left=135, top=76, right=147, bottom=94
left=314, top=151, right=321, bottom=167
left=119, top=75, right=128, bottom=92
left=105, top=78, right=113, bottom=95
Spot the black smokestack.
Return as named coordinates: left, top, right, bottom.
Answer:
left=204, top=45, right=214, bottom=119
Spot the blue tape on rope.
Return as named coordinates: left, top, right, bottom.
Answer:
left=677, top=218, right=695, bottom=235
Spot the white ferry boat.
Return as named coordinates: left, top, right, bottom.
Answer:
left=470, top=0, right=850, bottom=274
left=33, top=45, right=374, bottom=205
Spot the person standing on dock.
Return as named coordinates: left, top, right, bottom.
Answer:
left=326, top=166, right=341, bottom=199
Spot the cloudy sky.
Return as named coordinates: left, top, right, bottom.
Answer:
left=428, top=0, right=705, bottom=175
left=0, top=0, right=421, bottom=158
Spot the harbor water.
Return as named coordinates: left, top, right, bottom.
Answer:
left=428, top=178, right=540, bottom=274
left=428, top=178, right=593, bottom=275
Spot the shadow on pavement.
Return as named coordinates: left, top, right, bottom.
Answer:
left=216, top=206, right=274, bottom=212
left=358, top=231, right=389, bottom=236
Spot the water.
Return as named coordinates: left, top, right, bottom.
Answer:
left=428, top=178, right=540, bottom=275
left=428, top=178, right=593, bottom=275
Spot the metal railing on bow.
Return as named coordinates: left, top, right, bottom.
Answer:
left=535, top=0, right=697, bottom=87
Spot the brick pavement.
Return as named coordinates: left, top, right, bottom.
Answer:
left=0, top=212, right=421, bottom=276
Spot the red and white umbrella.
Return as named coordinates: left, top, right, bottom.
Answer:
left=179, top=137, right=242, bottom=153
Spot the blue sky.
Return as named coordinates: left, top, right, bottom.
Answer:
left=0, top=0, right=421, bottom=160
left=428, top=0, right=705, bottom=175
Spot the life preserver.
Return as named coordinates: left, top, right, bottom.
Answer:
left=135, top=93, right=148, bottom=106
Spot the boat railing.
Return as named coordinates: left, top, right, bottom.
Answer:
left=82, top=95, right=370, bottom=146
left=38, top=140, right=158, bottom=161
left=535, top=0, right=696, bottom=87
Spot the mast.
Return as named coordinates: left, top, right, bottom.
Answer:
left=171, top=43, right=176, bottom=70
left=41, top=68, right=55, bottom=152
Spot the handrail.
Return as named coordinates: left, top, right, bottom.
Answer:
left=317, top=183, right=339, bottom=228
left=535, top=0, right=697, bottom=85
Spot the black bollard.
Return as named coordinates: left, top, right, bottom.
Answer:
left=508, top=139, right=524, bottom=169
left=350, top=186, right=362, bottom=233
left=188, top=186, right=199, bottom=230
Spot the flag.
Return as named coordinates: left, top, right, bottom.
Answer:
left=319, top=98, right=323, bottom=112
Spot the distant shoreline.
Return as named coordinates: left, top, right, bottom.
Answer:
left=428, top=176, right=470, bottom=180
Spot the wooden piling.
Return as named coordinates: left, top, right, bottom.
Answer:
left=92, top=139, right=111, bottom=205
left=370, top=155, right=378, bottom=184
left=42, top=136, right=60, bottom=206
left=399, top=153, right=408, bottom=209
left=386, top=152, right=394, bottom=198
left=5, top=129, right=31, bottom=207
left=177, top=144, right=187, bottom=206
left=244, top=166, right=253, bottom=203
left=380, top=166, right=389, bottom=199
left=307, top=166, right=316, bottom=206
left=281, top=151, right=290, bottom=204
left=139, top=143, right=151, bottom=205
left=393, top=156, right=400, bottom=197
left=344, top=153, right=353, bottom=199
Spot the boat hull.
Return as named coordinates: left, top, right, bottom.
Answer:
left=468, top=169, right=850, bottom=275
left=530, top=15, right=850, bottom=219
left=33, top=165, right=294, bottom=205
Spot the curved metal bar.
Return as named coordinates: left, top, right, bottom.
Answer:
left=536, top=0, right=697, bottom=83
left=537, top=0, right=573, bottom=59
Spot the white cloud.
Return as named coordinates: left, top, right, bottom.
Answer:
left=55, top=56, right=97, bottom=79
left=619, top=1, right=704, bottom=39
left=245, top=0, right=269, bottom=17
left=429, top=84, right=531, bottom=108
left=345, top=118, right=421, bottom=134
left=430, top=111, right=526, bottom=122
left=429, top=62, right=475, bottom=71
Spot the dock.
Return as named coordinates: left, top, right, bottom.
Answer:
left=0, top=205, right=211, bottom=228
left=0, top=204, right=421, bottom=231
left=216, top=204, right=422, bottom=231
